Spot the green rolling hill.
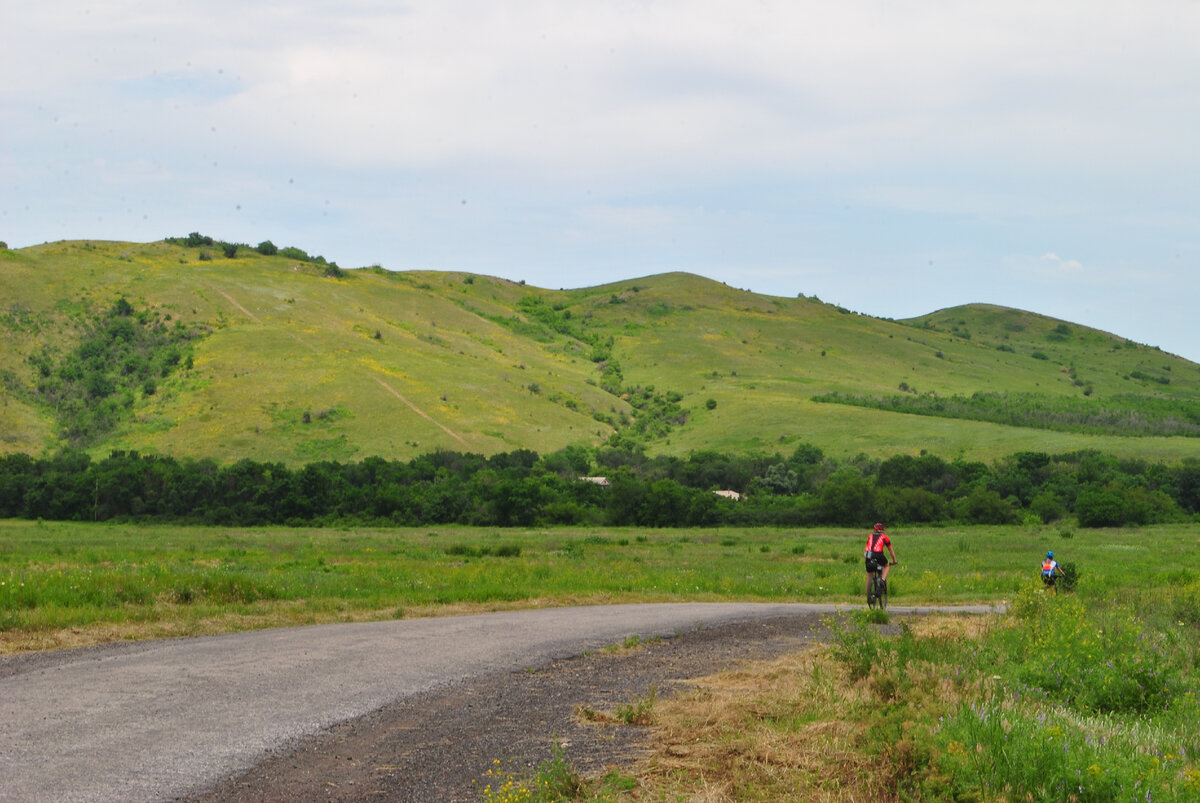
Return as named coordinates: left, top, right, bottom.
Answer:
left=2, top=238, right=1199, bottom=465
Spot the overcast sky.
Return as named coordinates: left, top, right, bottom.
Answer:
left=4, top=1, right=1199, bottom=361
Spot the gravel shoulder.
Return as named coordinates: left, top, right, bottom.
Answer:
left=184, top=611, right=832, bottom=802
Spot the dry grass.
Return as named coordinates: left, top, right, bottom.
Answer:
left=904, top=612, right=994, bottom=642
left=594, top=615, right=997, bottom=802
left=621, top=647, right=900, bottom=802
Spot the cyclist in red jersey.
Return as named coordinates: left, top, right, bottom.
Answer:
left=864, top=522, right=898, bottom=595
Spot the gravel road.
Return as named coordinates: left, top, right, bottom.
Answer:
left=0, top=602, right=999, bottom=802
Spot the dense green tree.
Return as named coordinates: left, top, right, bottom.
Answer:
left=1176, top=464, right=1200, bottom=513
left=1075, top=485, right=1126, bottom=527
left=758, top=463, right=799, bottom=495
left=954, top=486, right=1019, bottom=525
left=819, top=466, right=874, bottom=525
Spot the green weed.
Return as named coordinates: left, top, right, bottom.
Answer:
left=479, top=746, right=583, bottom=803
left=614, top=687, right=657, bottom=725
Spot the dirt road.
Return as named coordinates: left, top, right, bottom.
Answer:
left=0, top=602, right=998, bottom=801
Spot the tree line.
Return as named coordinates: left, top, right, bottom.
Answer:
left=813, top=390, right=1200, bottom=438
left=2, top=443, right=1198, bottom=528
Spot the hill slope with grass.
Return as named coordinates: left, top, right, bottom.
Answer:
left=3, top=238, right=1199, bottom=464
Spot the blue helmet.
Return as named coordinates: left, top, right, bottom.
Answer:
left=1046, top=551, right=1054, bottom=559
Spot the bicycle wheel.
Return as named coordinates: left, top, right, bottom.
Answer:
left=877, top=576, right=888, bottom=610
left=867, top=573, right=878, bottom=609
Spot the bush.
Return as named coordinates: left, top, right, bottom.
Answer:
left=279, top=246, right=309, bottom=261
left=1010, top=592, right=1178, bottom=714
left=825, top=611, right=886, bottom=680
left=1058, top=560, right=1079, bottom=591
left=256, top=240, right=278, bottom=256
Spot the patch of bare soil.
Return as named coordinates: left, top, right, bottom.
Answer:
left=183, top=611, right=831, bottom=802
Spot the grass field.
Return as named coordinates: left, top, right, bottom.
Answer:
left=1, top=520, right=1195, bottom=653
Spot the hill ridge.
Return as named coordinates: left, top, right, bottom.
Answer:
left=2, top=238, right=1198, bottom=464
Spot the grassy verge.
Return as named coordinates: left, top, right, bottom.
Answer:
left=493, top=597, right=1200, bottom=801
left=2, top=520, right=1198, bottom=654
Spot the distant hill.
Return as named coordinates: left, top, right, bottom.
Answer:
left=3, top=238, right=1199, bottom=465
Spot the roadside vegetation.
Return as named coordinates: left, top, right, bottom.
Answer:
left=471, top=593, right=1200, bottom=801
left=562, top=592, right=1200, bottom=801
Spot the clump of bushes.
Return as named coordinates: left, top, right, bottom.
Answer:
left=27, top=297, right=197, bottom=444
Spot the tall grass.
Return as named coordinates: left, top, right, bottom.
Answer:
left=812, top=588, right=1200, bottom=801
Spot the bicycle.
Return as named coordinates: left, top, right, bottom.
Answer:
left=866, top=559, right=889, bottom=610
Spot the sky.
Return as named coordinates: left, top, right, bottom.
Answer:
left=4, top=1, right=1199, bottom=361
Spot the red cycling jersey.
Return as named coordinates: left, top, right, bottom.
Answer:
left=866, top=530, right=891, bottom=553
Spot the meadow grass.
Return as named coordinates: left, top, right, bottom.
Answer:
left=1, top=519, right=1196, bottom=654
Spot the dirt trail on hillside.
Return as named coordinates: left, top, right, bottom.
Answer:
left=212, top=285, right=471, bottom=452
left=216, top=289, right=262, bottom=324
left=375, top=376, right=471, bottom=449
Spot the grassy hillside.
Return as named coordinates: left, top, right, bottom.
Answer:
left=3, top=239, right=1200, bottom=464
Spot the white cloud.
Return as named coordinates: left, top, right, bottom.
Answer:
left=1040, top=252, right=1084, bottom=273
left=8, top=0, right=1200, bottom=185
left=4, top=1, right=1200, bottom=360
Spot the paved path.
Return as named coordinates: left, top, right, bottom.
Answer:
left=0, top=602, right=999, bottom=802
